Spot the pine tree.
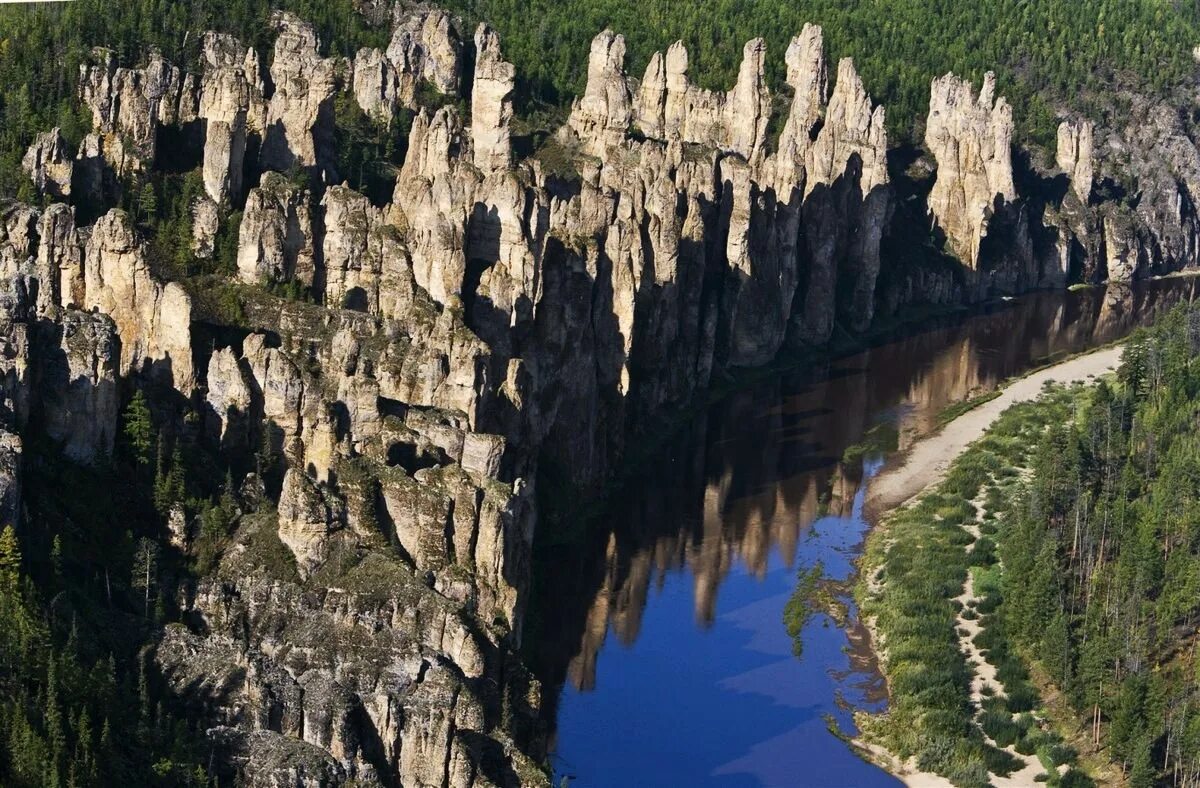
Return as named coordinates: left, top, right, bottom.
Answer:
left=0, top=525, right=21, bottom=591
left=122, top=391, right=154, bottom=467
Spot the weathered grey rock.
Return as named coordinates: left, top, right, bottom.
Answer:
left=568, top=30, right=633, bottom=156
left=237, top=171, right=316, bottom=287
left=632, top=36, right=770, bottom=161
left=36, top=204, right=83, bottom=314
left=78, top=49, right=192, bottom=172
left=277, top=467, right=345, bottom=576
left=0, top=431, right=21, bottom=529
left=83, top=210, right=194, bottom=390
left=471, top=24, right=515, bottom=173
left=22, top=129, right=74, bottom=200
left=351, top=47, right=398, bottom=119
left=39, top=310, right=119, bottom=464
left=192, top=196, right=220, bottom=259
left=926, top=72, right=1016, bottom=268
left=387, top=5, right=463, bottom=102
left=1057, top=119, right=1094, bottom=204
left=260, top=12, right=337, bottom=173
left=206, top=345, right=253, bottom=449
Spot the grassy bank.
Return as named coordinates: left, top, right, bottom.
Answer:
left=856, top=382, right=1097, bottom=787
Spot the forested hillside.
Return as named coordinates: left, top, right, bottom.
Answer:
left=3, top=0, right=1200, bottom=200
left=422, top=0, right=1200, bottom=146
left=1003, top=309, right=1200, bottom=785
left=861, top=308, right=1200, bottom=787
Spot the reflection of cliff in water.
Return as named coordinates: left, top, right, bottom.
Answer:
left=531, top=277, right=1199, bottom=734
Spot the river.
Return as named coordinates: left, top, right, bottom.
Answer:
left=532, top=279, right=1199, bottom=788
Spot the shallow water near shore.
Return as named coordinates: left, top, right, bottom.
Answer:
left=536, top=279, right=1200, bottom=787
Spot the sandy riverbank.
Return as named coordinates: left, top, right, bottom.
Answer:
left=864, top=344, right=1124, bottom=519
left=854, top=343, right=1125, bottom=787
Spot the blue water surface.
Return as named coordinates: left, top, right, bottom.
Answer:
left=552, top=471, right=900, bottom=788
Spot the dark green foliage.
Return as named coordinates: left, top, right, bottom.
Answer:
left=996, top=306, right=1200, bottom=784
left=438, top=0, right=1200, bottom=146
left=0, top=430, right=211, bottom=786
left=121, top=390, right=154, bottom=467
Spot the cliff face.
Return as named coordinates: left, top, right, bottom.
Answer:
left=7, top=3, right=1200, bottom=786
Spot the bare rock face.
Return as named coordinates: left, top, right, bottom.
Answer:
left=36, top=204, right=84, bottom=314
left=191, top=196, right=220, bottom=259
left=471, top=24, right=515, bottom=173
left=260, top=12, right=338, bottom=174
left=206, top=345, right=253, bottom=450
left=198, top=31, right=268, bottom=203
left=1104, top=209, right=1141, bottom=282
left=237, top=171, right=316, bottom=287
left=770, top=24, right=827, bottom=185
left=351, top=47, right=398, bottom=119
left=83, top=210, right=194, bottom=391
left=22, top=129, right=74, bottom=200
left=0, top=431, right=21, bottom=529
left=39, top=310, right=119, bottom=464
left=321, top=185, right=416, bottom=318
left=925, top=72, right=1016, bottom=268
left=632, top=36, right=771, bottom=160
left=278, top=467, right=346, bottom=576
left=1057, top=120, right=1094, bottom=204
left=78, top=49, right=194, bottom=173
left=568, top=30, right=633, bottom=155
left=387, top=5, right=463, bottom=101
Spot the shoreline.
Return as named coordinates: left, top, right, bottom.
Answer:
left=852, top=343, right=1126, bottom=788
left=863, top=343, right=1124, bottom=520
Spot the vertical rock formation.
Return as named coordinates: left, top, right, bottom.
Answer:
left=198, top=32, right=260, bottom=204
left=22, top=129, right=74, bottom=200
left=1057, top=119, right=1094, bottom=204
left=925, top=72, right=1016, bottom=269
left=471, top=24, right=515, bottom=173
left=83, top=210, right=194, bottom=391
left=631, top=36, right=771, bottom=161
left=260, top=12, right=338, bottom=174
left=568, top=30, right=633, bottom=156
left=352, top=47, right=398, bottom=119
left=387, top=5, right=463, bottom=100
left=237, top=172, right=316, bottom=287
left=40, top=310, right=120, bottom=464
left=77, top=49, right=195, bottom=174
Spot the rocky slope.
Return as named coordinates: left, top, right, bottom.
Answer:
left=6, top=2, right=1200, bottom=786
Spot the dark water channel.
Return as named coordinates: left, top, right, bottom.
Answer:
left=535, top=279, right=1200, bottom=788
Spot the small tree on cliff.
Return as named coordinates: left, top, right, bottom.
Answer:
left=122, top=391, right=154, bottom=467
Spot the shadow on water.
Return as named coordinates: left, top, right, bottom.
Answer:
left=534, top=278, right=1200, bottom=787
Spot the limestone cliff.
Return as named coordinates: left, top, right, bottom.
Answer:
left=9, top=4, right=1200, bottom=787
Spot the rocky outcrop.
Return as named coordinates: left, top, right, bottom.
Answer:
left=192, top=196, right=220, bottom=259
left=83, top=210, right=194, bottom=391
left=237, top=172, right=316, bottom=287
left=567, top=30, right=633, bottom=156
left=925, top=72, right=1016, bottom=269
left=387, top=5, right=463, bottom=101
left=22, top=129, right=74, bottom=200
left=78, top=49, right=195, bottom=173
left=38, top=310, right=120, bottom=464
left=633, top=38, right=771, bottom=161
left=471, top=25, right=515, bottom=173
left=1057, top=120, right=1094, bottom=204
left=15, top=6, right=1200, bottom=788
left=260, top=12, right=338, bottom=174
left=352, top=47, right=398, bottom=119
left=0, top=431, right=21, bottom=530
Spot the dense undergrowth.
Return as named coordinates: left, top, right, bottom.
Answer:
left=860, top=303, right=1200, bottom=787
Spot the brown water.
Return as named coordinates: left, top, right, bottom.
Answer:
left=536, top=278, right=1199, bottom=788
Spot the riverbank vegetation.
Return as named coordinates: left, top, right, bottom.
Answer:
left=859, top=304, right=1200, bottom=787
